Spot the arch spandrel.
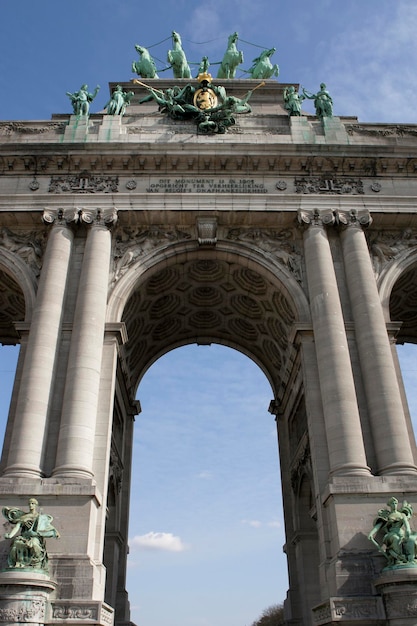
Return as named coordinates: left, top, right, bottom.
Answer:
left=107, top=241, right=310, bottom=396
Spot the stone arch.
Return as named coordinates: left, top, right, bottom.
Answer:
left=107, top=240, right=311, bottom=396
left=378, top=246, right=417, bottom=343
left=0, top=248, right=37, bottom=344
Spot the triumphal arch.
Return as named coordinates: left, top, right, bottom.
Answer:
left=1, top=56, right=417, bottom=626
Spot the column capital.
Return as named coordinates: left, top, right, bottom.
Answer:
left=42, top=207, right=79, bottom=225
left=297, top=207, right=335, bottom=228
left=79, top=207, right=118, bottom=227
left=335, top=208, right=373, bottom=228
left=43, top=208, right=118, bottom=228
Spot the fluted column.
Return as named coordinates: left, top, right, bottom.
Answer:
left=299, top=208, right=370, bottom=476
left=53, top=208, right=117, bottom=478
left=3, top=210, right=75, bottom=477
left=337, top=209, right=417, bottom=475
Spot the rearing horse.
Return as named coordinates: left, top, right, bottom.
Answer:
left=167, top=31, right=191, bottom=79
left=248, top=48, right=279, bottom=80
left=132, top=45, right=159, bottom=78
left=217, top=32, right=243, bottom=79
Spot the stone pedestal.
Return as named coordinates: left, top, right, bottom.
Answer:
left=97, top=116, right=125, bottom=142
left=312, top=595, right=386, bottom=625
left=0, top=570, right=56, bottom=626
left=375, top=568, right=417, bottom=625
left=62, top=115, right=92, bottom=142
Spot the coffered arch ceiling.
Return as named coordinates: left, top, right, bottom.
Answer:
left=0, top=268, right=25, bottom=344
left=390, top=261, right=417, bottom=344
left=120, top=250, right=304, bottom=397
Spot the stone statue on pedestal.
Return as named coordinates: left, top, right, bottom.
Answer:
left=368, top=497, right=417, bottom=569
left=3, top=498, right=60, bottom=571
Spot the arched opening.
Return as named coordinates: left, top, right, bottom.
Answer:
left=127, top=344, right=287, bottom=626
left=104, top=247, right=311, bottom=624
left=0, top=267, right=25, bottom=462
left=390, top=260, right=417, bottom=445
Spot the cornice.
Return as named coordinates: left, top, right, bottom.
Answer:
left=1, top=147, right=417, bottom=178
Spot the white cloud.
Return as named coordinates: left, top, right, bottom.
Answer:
left=267, top=520, right=282, bottom=529
left=130, top=532, right=188, bottom=552
left=241, top=519, right=262, bottom=528
left=317, top=0, right=417, bottom=122
left=197, top=470, right=213, bottom=479
left=241, top=519, right=282, bottom=529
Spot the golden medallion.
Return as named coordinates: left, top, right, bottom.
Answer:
left=194, top=88, right=218, bottom=111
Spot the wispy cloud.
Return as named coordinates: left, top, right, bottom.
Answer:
left=130, top=532, right=188, bottom=552
left=241, top=519, right=262, bottom=528
left=241, top=519, right=281, bottom=529
left=317, top=0, right=417, bottom=122
left=197, top=470, right=213, bottom=479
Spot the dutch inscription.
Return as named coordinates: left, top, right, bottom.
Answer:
left=146, top=178, right=267, bottom=193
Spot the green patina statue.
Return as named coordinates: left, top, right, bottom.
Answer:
left=196, top=56, right=210, bottom=78
left=302, top=83, right=333, bottom=119
left=217, top=32, right=243, bottom=79
left=283, top=86, right=305, bottom=116
left=3, top=497, right=60, bottom=571
left=248, top=48, right=279, bottom=79
left=132, top=45, right=159, bottom=78
left=368, top=497, right=417, bottom=569
left=66, top=84, right=100, bottom=116
left=167, top=31, right=192, bottom=79
left=105, top=85, right=134, bottom=116
left=138, top=72, right=263, bottom=134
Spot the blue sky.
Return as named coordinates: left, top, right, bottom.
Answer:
left=1, top=1, right=417, bottom=625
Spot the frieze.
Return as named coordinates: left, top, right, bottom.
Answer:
left=52, top=605, right=98, bottom=620
left=51, top=602, right=114, bottom=624
left=0, top=122, right=66, bottom=136
left=346, top=124, right=417, bottom=137
left=295, top=177, right=364, bottom=194
left=385, top=594, right=417, bottom=618
left=313, top=597, right=385, bottom=624
left=0, top=599, right=45, bottom=623
left=49, top=172, right=119, bottom=193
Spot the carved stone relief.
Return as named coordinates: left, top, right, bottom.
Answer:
left=49, top=172, right=119, bottom=193
left=112, top=226, right=192, bottom=282
left=226, top=227, right=303, bottom=282
left=0, top=227, right=46, bottom=276
left=0, top=598, right=45, bottom=623
left=295, top=177, right=364, bottom=194
left=368, top=228, right=417, bottom=277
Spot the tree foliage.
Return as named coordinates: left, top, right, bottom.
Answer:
left=250, top=603, right=284, bottom=626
